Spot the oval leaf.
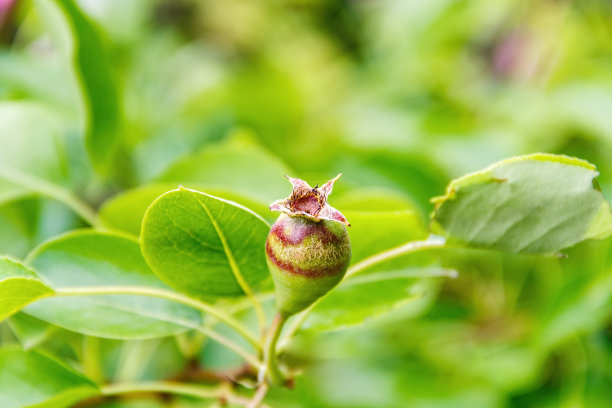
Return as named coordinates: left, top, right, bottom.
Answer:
left=7, top=313, right=57, bottom=350
left=24, top=230, right=202, bottom=339
left=345, top=210, right=428, bottom=264
left=333, top=187, right=418, bottom=212
left=99, top=183, right=271, bottom=236
left=157, top=139, right=292, bottom=204
left=49, top=0, right=120, bottom=174
left=431, top=154, right=612, bottom=254
left=0, top=102, right=70, bottom=206
left=141, top=188, right=270, bottom=298
left=0, top=258, right=54, bottom=322
left=302, top=270, right=446, bottom=332
left=0, top=348, right=99, bottom=408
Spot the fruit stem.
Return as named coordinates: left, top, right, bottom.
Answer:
left=262, top=312, right=288, bottom=386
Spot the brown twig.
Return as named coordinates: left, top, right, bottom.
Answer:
left=247, top=383, right=270, bottom=408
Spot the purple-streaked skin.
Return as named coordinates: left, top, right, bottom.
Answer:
left=266, top=175, right=351, bottom=316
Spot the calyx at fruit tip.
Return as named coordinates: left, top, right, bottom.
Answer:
left=269, top=174, right=350, bottom=226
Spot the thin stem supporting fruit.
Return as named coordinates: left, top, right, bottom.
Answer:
left=261, top=312, right=287, bottom=386
left=53, top=285, right=261, bottom=350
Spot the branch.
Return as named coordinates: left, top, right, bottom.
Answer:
left=247, top=383, right=270, bottom=408
left=260, top=313, right=287, bottom=386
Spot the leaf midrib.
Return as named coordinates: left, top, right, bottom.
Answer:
left=188, top=190, right=254, bottom=296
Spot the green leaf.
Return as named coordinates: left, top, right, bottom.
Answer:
left=337, top=150, right=449, bottom=214
left=0, top=52, right=78, bottom=108
left=141, top=187, right=270, bottom=298
left=0, top=103, right=98, bottom=226
left=539, top=268, right=612, bottom=350
left=157, top=139, right=292, bottom=205
left=0, top=197, right=86, bottom=259
left=302, top=270, right=446, bottom=332
left=333, top=187, right=418, bottom=212
left=345, top=210, right=428, bottom=264
left=0, top=102, right=69, bottom=204
left=0, top=258, right=54, bottom=322
left=431, top=154, right=612, bottom=254
left=7, top=313, right=57, bottom=350
left=99, top=183, right=271, bottom=236
left=24, top=230, right=202, bottom=339
left=0, top=347, right=99, bottom=408
left=0, top=200, right=36, bottom=259
left=50, top=0, right=120, bottom=174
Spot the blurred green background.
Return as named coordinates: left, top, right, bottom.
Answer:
left=1, top=0, right=612, bottom=407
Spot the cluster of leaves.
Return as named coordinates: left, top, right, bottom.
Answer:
left=2, top=0, right=612, bottom=407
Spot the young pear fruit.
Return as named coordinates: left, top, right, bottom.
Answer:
left=265, top=174, right=351, bottom=317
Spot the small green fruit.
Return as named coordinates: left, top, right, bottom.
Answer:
left=266, top=174, right=351, bottom=316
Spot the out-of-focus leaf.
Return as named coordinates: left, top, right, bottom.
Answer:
left=0, top=53, right=78, bottom=107
left=539, top=270, right=612, bottom=350
left=0, top=199, right=36, bottom=259
left=0, top=102, right=97, bottom=226
left=99, top=183, right=271, bottom=236
left=345, top=210, right=428, bottom=264
left=0, top=258, right=54, bottom=322
left=226, top=63, right=303, bottom=154
left=0, top=197, right=84, bottom=259
left=141, top=188, right=270, bottom=297
left=302, top=270, right=449, bottom=332
left=432, top=154, right=612, bottom=253
left=49, top=0, right=121, bottom=174
left=157, top=139, right=292, bottom=205
left=7, top=313, right=57, bottom=350
left=337, top=150, right=449, bottom=214
left=24, top=230, right=202, bottom=339
left=0, top=102, right=69, bottom=204
left=333, top=187, right=417, bottom=212
left=0, top=178, right=27, bottom=205
left=0, top=347, right=99, bottom=408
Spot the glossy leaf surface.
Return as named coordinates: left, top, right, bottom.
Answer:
left=24, top=231, right=202, bottom=339
left=141, top=188, right=270, bottom=297
left=99, top=183, right=271, bottom=236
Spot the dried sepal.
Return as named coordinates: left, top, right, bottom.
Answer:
left=269, top=174, right=350, bottom=226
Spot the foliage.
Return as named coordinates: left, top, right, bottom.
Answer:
left=1, top=0, right=612, bottom=407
